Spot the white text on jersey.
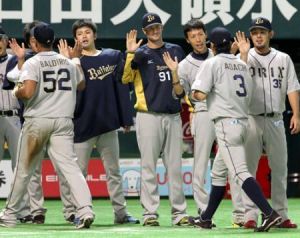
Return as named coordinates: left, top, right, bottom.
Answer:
left=87, top=65, right=117, bottom=80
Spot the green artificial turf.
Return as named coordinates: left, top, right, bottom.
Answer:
left=0, top=198, right=299, bottom=238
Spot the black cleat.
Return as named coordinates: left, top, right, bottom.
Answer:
left=33, top=215, right=45, bottom=224
left=75, top=216, right=94, bottom=229
left=19, top=215, right=33, bottom=223
left=255, top=211, right=281, bottom=232
left=66, top=214, right=75, bottom=224
left=188, top=216, right=213, bottom=229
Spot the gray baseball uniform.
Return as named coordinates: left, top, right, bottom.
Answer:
left=242, top=48, right=300, bottom=222
left=192, top=53, right=253, bottom=187
left=0, top=51, right=94, bottom=227
left=59, top=131, right=127, bottom=220
left=190, top=27, right=282, bottom=232
left=178, top=50, right=244, bottom=224
left=6, top=58, right=46, bottom=221
left=0, top=54, right=20, bottom=170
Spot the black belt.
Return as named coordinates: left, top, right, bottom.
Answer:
left=257, top=112, right=280, bottom=117
left=0, top=110, right=19, bottom=116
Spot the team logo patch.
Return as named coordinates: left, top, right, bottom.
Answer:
left=255, top=18, right=264, bottom=24
left=147, top=15, right=155, bottom=23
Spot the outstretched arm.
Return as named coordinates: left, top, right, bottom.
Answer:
left=162, top=51, right=184, bottom=96
left=122, top=30, right=143, bottom=84
left=9, top=38, right=26, bottom=70
left=234, top=31, right=250, bottom=63
left=126, top=30, right=143, bottom=53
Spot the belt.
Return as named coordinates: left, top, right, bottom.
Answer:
left=257, top=112, right=280, bottom=117
left=0, top=110, right=19, bottom=116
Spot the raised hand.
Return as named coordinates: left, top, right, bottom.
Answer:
left=69, top=40, right=83, bottom=59
left=126, top=30, right=143, bottom=53
left=162, top=51, right=178, bottom=72
left=57, top=39, right=70, bottom=58
left=9, top=38, right=26, bottom=60
left=234, top=31, right=250, bottom=55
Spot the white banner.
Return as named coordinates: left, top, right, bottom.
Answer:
left=0, top=161, right=13, bottom=198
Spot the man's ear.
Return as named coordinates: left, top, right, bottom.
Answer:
left=142, top=28, right=146, bottom=36
left=270, top=30, right=274, bottom=39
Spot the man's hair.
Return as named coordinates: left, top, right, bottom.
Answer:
left=214, top=42, right=232, bottom=55
left=72, top=19, right=97, bottom=38
left=23, top=20, right=42, bottom=46
left=183, top=18, right=206, bottom=38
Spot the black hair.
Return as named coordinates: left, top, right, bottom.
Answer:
left=23, top=20, right=42, bottom=46
left=72, top=19, right=97, bottom=38
left=214, top=42, right=232, bottom=54
left=183, top=18, right=206, bottom=38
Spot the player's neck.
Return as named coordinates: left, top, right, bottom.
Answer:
left=82, top=47, right=98, bottom=56
left=147, top=39, right=164, bottom=49
left=254, top=46, right=271, bottom=55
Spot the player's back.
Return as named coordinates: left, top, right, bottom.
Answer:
left=203, top=53, right=252, bottom=120
left=19, top=51, right=81, bottom=118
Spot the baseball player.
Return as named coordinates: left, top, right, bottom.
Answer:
left=56, top=19, right=139, bottom=225
left=122, top=13, right=189, bottom=226
left=239, top=17, right=300, bottom=229
left=0, top=27, right=20, bottom=171
left=176, top=18, right=244, bottom=226
left=184, top=26, right=281, bottom=232
left=0, top=23, right=94, bottom=229
left=2, top=22, right=47, bottom=224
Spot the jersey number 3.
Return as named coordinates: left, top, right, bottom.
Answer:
left=43, top=69, right=71, bottom=93
left=233, top=74, right=247, bottom=97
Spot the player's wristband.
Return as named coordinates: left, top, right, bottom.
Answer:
left=71, top=57, right=81, bottom=65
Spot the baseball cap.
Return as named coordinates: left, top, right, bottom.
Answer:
left=209, top=27, right=232, bottom=46
left=0, top=26, right=7, bottom=39
left=142, top=12, right=162, bottom=29
left=0, top=26, right=6, bottom=35
left=31, top=23, right=55, bottom=46
left=249, top=17, right=272, bottom=31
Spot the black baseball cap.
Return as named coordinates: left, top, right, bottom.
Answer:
left=0, top=26, right=7, bottom=39
left=0, top=26, right=6, bottom=35
left=31, top=23, right=55, bottom=46
left=249, top=17, right=272, bottom=31
left=209, top=27, right=232, bottom=46
left=142, top=12, right=162, bottom=29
